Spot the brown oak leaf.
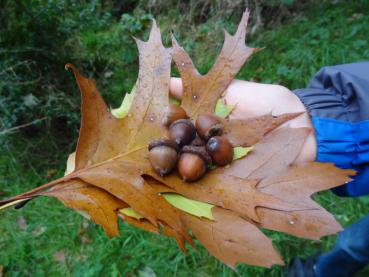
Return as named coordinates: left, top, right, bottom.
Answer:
left=182, top=207, right=284, bottom=268
left=172, top=11, right=258, bottom=119
left=39, top=180, right=125, bottom=237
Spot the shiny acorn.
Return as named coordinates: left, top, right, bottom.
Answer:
left=162, top=104, right=188, bottom=127
left=178, top=145, right=212, bottom=182
left=206, top=136, right=233, bottom=166
left=148, top=139, right=179, bottom=176
left=169, top=119, right=196, bottom=146
left=195, top=114, right=223, bottom=140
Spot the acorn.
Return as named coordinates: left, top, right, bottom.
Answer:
left=162, top=104, right=188, bottom=127
left=148, top=139, right=179, bottom=176
left=178, top=145, right=212, bottom=182
left=206, top=136, right=233, bottom=166
left=195, top=114, right=223, bottom=140
left=169, top=119, right=196, bottom=146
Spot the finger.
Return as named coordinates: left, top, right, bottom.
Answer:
left=169, top=77, right=183, bottom=100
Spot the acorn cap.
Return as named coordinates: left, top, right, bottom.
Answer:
left=191, top=136, right=206, bottom=146
left=195, top=114, right=223, bottom=140
left=181, top=145, right=212, bottom=166
left=148, top=138, right=179, bottom=152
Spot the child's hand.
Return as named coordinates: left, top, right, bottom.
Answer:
left=170, top=77, right=317, bottom=163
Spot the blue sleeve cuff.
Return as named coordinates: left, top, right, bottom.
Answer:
left=312, top=116, right=369, bottom=196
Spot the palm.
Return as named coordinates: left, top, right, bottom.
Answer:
left=170, top=77, right=317, bottom=163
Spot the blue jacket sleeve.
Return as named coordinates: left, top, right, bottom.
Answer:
left=293, top=62, right=369, bottom=197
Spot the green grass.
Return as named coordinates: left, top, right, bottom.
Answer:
left=1, top=1, right=369, bottom=276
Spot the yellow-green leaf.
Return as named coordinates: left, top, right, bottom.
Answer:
left=233, top=146, right=253, bottom=160
left=120, top=207, right=144, bottom=220
left=111, top=85, right=136, bottom=119
left=169, top=97, right=181, bottom=106
left=75, top=209, right=92, bottom=220
left=163, top=193, right=214, bottom=220
left=64, top=152, right=76, bottom=176
left=215, top=99, right=235, bottom=118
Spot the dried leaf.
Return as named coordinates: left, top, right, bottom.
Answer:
left=182, top=207, right=284, bottom=268
left=162, top=193, right=215, bottom=220
left=172, top=10, right=257, bottom=119
left=255, top=163, right=355, bottom=239
left=120, top=214, right=159, bottom=234
left=119, top=214, right=188, bottom=253
left=65, top=63, right=113, bottom=170
left=223, top=113, right=302, bottom=147
left=150, top=171, right=315, bottom=223
left=257, top=208, right=343, bottom=240
left=224, top=127, right=311, bottom=179
left=40, top=180, right=125, bottom=237
left=76, top=160, right=188, bottom=238
left=63, top=19, right=171, bottom=169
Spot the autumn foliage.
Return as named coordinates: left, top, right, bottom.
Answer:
left=0, top=11, right=354, bottom=269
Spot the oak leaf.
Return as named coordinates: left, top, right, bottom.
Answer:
left=39, top=180, right=125, bottom=237
left=172, top=11, right=258, bottom=119
left=182, top=207, right=284, bottom=268
left=0, top=10, right=355, bottom=270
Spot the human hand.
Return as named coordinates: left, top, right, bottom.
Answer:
left=170, top=77, right=317, bottom=163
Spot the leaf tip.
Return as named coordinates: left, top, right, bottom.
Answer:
left=65, top=63, right=75, bottom=71
left=171, top=33, right=180, bottom=48
left=64, top=63, right=85, bottom=80
left=252, top=47, right=264, bottom=54
left=241, top=9, right=251, bottom=23
left=148, top=18, right=162, bottom=43
left=151, top=18, right=157, bottom=27
left=235, top=9, right=250, bottom=36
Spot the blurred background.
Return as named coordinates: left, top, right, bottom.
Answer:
left=1, top=0, right=369, bottom=276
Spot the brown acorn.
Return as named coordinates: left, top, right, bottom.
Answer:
left=195, top=114, right=223, bottom=140
left=162, top=104, right=188, bottom=127
left=178, top=145, right=212, bottom=182
left=206, top=136, right=233, bottom=166
left=169, top=119, right=196, bottom=146
left=148, top=139, right=179, bottom=176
